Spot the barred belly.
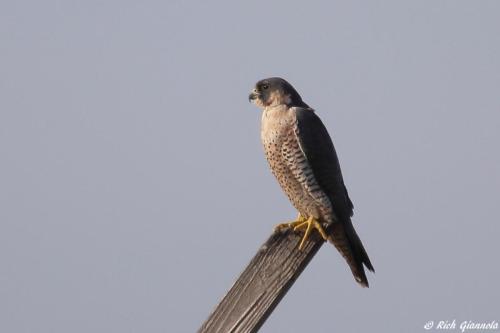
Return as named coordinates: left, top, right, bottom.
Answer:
left=261, top=106, right=335, bottom=224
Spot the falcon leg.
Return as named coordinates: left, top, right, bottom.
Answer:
left=274, top=214, right=306, bottom=233
left=293, top=216, right=329, bottom=250
left=274, top=215, right=329, bottom=250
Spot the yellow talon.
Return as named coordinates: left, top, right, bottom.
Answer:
left=274, top=213, right=306, bottom=233
left=274, top=215, right=329, bottom=250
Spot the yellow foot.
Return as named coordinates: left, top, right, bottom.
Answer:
left=274, top=215, right=329, bottom=250
left=274, top=214, right=306, bottom=233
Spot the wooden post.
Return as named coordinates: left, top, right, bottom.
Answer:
left=198, top=228, right=324, bottom=333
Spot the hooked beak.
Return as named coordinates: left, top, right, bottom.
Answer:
left=248, top=89, right=259, bottom=102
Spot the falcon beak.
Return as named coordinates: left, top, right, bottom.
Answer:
left=248, top=89, right=259, bottom=102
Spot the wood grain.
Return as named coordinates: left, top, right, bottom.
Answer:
left=198, top=228, right=324, bottom=333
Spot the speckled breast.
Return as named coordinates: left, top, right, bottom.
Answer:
left=260, top=106, right=334, bottom=223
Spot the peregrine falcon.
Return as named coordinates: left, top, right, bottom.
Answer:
left=249, top=77, right=374, bottom=287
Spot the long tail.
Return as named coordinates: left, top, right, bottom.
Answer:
left=328, top=219, right=374, bottom=287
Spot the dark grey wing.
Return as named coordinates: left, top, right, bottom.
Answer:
left=294, top=107, right=374, bottom=286
left=293, top=107, right=353, bottom=221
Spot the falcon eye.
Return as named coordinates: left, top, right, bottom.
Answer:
left=261, top=84, right=269, bottom=90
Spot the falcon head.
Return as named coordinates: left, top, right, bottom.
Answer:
left=249, top=77, right=308, bottom=109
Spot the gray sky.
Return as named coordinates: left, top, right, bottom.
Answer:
left=1, top=1, right=499, bottom=332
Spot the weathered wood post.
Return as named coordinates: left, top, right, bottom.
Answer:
left=198, top=229, right=324, bottom=333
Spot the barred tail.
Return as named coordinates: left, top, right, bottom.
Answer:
left=328, top=219, right=374, bottom=287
